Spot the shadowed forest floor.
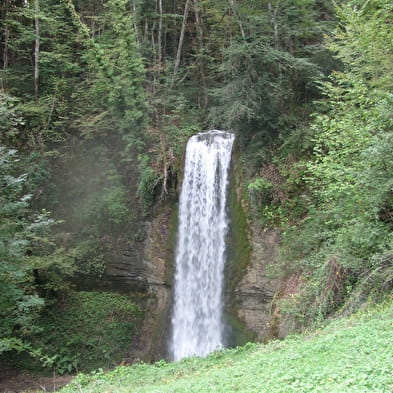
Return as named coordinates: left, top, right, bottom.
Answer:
left=0, top=373, right=73, bottom=393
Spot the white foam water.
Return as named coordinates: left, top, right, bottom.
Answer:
left=170, top=130, right=235, bottom=361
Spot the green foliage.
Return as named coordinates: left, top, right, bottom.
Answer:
left=275, top=0, right=393, bottom=324
left=247, top=177, right=274, bottom=208
left=70, top=240, right=105, bottom=277
left=247, top=177, right=273, bottom=193
left=137, top=154, right=161, bottom=213
left=137, top=92, right=202, bottom=212
left=77, top=185, right=130, bottom=227
left=208, top=0, right=334, bottom=149
left=15, top=291, right=142, bottom=374
left=0, top=92, right=25, bottom=145
left=226, top=164, right=251, bottom=296
left=1, top=0, right=86, bottom=156
left=0, top=146, right=71, bottom=354
left=210, top=39, right=313, bottom=132
left=58, top=298, right=393, bottom=393
left=160, top=94, right=202, bottom=159
left=101, top=187, right=130, bottom=224
left=85, top=0, right=147, bottom=150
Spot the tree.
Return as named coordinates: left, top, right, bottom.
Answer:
left=279, top=0, right=393, bottom=322
left=0, top=146, right=46, bottom=353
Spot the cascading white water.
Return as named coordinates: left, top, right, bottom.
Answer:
left=170, top=130, right=235, bottom=361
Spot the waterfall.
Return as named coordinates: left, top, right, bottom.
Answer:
left=170, top=130, right=235, bottom=361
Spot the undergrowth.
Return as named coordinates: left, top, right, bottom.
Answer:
left=7, top=291, right=142, bottom=374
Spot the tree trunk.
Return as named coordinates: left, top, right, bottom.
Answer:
left=2, top=0, right=9, bottom=72
left=158, top=0, right=163, bottom=65
left=268, top=1, right=280, bottom=49
left=193, top=0, right=208, bottom=109
left=144, top=18, right=149, bottom=45
left=132, top=0, right=140, bottom=46
left=34, top=0, right=40, bottom=101
left=172, top=0, right=191, bottom=85
left=228, top=0, right=245, bottom=40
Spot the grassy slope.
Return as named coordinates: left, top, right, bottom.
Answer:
left=60, top=299, right=393, bottom=393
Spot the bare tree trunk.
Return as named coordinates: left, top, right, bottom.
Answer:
left=159, top=132, right=168, bottom=199
left=158, top=0, right=163, bottom=64
left=144, top=18, right=149, bottom=45
left=34, top=0, right=40, bottom=101
left=172, top=0, right=191, bottom=85
left=193, top=0, right=208, bottom=109
left=2, top=0, right=9, bottom=72
left=151, top=15, right=157, bottom=61
left=132, top=0, right=140, bottom=46
left=269, top=1, right=282, bottom=111
left=228, top=0, right=245, bottom=40
left=268, top=1, right=280, bottom=49
left=2, top=27, right=8, bottom=71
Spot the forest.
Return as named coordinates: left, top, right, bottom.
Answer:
left=1, top=0, right=392, bottom=384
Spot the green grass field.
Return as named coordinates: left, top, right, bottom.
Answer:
left=59, top=298, right=393, bottom=393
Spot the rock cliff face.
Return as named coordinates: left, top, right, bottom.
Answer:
left=233, top=224, right=280, bottom=341
left=80, top=204, right=175, bottom=362
left=225, top=152, right=281, bottom=343
left=132, top=204, right=174, bottom=361
left=99, top=230, right=150, bottom=292
left=124, top=204, right=175, bottom=362
left=100, top=210, right=172, bottom=294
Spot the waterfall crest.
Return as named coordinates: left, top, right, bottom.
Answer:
left=170, top=130, right=235, bottom=361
